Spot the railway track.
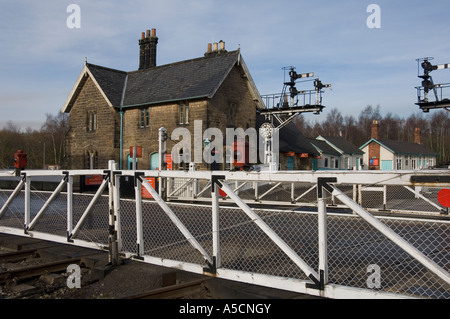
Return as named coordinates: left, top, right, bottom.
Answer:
left=0, top=248, right=39, bottom=264
left=0, top=234, right=219, bottom=299
left=0, top=234, right=110, bottom=298
left=0, top=256, right=82, bottom=285
left=126, top=278, right=213, bottom=299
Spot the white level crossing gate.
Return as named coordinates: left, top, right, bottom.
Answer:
left=0, top=165, right=449, bottom=299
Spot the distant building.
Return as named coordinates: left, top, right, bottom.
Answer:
left=62, top=29, right=264, bottom=170
left=266, top=120, right=363, bottom=171
left=360, top=120, right=438, bottom=170
left=277, top=122, right=320, bottom=170
left=312, top=136, right=364, bottom=170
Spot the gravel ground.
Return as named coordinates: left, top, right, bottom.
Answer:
left=1, top=256, right=213, bottom=299
left=0, top=233, right=212, bottom=299
left=0, top=234, right=314, bottom=300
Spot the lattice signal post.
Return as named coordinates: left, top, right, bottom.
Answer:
left=416, top=57, right=450, bottom=112
left=259, top=67, right=331, bottom=171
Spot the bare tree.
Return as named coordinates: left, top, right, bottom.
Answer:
left=40, top=113, right=69, bottom=167
left=322, top=108, right=343, bottom=137
left=429, top=111, right=450, bottom=164
left=380, top=113, right=403, bottom=140
left=358, top=105, right=382, bottom=142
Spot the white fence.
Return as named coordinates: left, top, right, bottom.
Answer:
left=0, top=166, right=449, bottom=299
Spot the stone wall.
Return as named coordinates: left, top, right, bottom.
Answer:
left=66, top=76, right=119, bottom=169
left=121, top=65, right=257, bottom=170
left=66, top=64, right=257, bottom=171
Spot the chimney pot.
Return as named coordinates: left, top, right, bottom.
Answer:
left=141, top=32, right=145, bottom=39
left=208, top=43, right=212, bottom=52
left=213, top=42, right=218, bottom=51
left=139, top=28, right=158, bottom=70
left=219, top=40, right=225, bottom=51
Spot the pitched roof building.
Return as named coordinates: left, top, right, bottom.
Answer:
left=277, top=122, right=320, bottom=170
left=312, top=136, right=364, bottom=170
left=360, top=120, right=438, bottom=170
left=62, top=29, right=264, bottom=170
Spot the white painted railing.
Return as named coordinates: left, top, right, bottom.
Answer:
left=0, top=165, right=449, bottom=299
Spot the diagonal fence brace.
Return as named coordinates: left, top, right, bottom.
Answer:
left=28, top=172, right=69, bottom=231
left=69, top=174, right=109, bottom=240
left=330, top=184, right=450, bottom=286
left=138, top=175, right=214, bottom=268
left=0, top=178, right=25, bottom=219
left=217, top=178, right=321, bottom=287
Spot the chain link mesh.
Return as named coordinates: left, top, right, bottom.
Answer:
left=0, top=189, right=23, bottom=229
left=0, top=173, right=449, bottom=299
left=71, top=193, right=110, bottom=246
left=327, top=213, right=450, bottom=298
left=219, top=207, right=318, bottom=280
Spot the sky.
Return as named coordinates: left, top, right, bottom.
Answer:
left=1, top=0, right=449, bottom=130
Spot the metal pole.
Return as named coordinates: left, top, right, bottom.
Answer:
left=291, top=182, right=295, bottom=203
left=317, top=185, right=328, bottom=285
left=135, top=176, right=144, bottom=256
left=67, top=174, right=73, bottom=241
left=114, top=172, right=122, bottom=252
left=24, top=175, right=30, bottom=232
left=159, top=127, right=167, bottom=200
left=212, top=180, right=221, bottom=269
left=108, top=160, right=119, bottom=265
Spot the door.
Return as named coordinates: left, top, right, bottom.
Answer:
left=287, top=156, right=294, bottom=170
left=312, top=158, right=318, bottom=170
left=150, top=152, right=159, bottom=170
left=381, top=160, right=393, bottom=170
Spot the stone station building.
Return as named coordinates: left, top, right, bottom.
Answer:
left=62, top=29, right=264, bottom=171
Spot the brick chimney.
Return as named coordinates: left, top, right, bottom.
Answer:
left=139, top=29, right=158, bottom=70
left=371, top=120, right=379, bottom=139
left=414, top=127, right=421, bottom=144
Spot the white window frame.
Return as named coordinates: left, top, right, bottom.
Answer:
left=87, top=111, right=97, bottom=132
left=179, top=102, right=189, bottom=125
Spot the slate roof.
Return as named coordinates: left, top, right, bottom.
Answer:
left=87, top=64, right=127, bottom=107
left=123, top=51, right=240, bottom=107
left=310, top=139, right=341, bottom=156
left=316, top=136, right=364, bottom=155
left=62, top=50, right=262, bottom=113
left=278, top=123, right=320, bottom=156
left=360, top=138, right=438, bottom=156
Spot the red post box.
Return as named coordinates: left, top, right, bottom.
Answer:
left=14, top=150, right=27, bottom=170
